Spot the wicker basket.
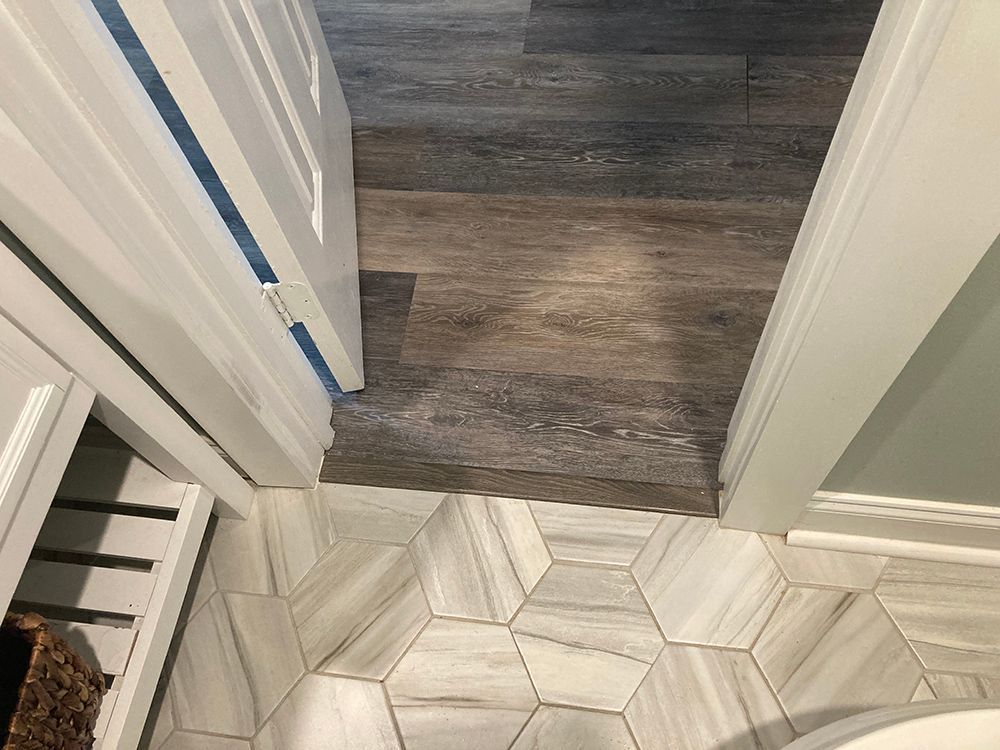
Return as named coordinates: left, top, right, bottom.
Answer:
left=0, top=613, right=106, bottom=750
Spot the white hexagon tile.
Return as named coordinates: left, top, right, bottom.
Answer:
left=289, top=539, right=430, bottom=679
left=632, top=516, right=786, bottom=648
left=511, top=563, right=663, bottom=710
left=150, top=485, right=1000, bottom=750
left=385, top=619, right=538, bottom=750
left=409, top=494, right=551, bottom=622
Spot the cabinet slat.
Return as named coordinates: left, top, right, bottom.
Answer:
left=48, top=619, right=136, bottom=676
left=36, top=508, right=174, bottom=561
left=15, top=561, right=155, bottom=616
left=57, top=447, right=186, bottom=509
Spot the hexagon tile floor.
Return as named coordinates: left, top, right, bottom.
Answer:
left=142, top=484, right=1000, bottom=750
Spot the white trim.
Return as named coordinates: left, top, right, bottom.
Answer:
left=118, top=0, right=366, bottom=391
left=0, top=233, right=252, bottom=518
left=101, top=484, right=214, bottom=750
left=0, top=0, right=332, bottom=487
left=720, top=0, right=1000, bottom=532
left=790, top=490, right=1000, bottom=567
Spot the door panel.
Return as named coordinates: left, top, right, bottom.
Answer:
left=119, top=0, right=365, bottom=391
left=0, top=315, right=94, bottom=612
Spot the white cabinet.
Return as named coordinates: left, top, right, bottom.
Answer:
left=0, top=314, right=93, bottom=612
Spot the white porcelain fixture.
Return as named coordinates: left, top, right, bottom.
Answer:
left=786, top=701, right=1000, bottom=749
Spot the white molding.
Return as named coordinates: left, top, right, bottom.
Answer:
left=0, top=234, right=252, bottom=518
left=720, top=0, right=1000, bottom=532
left=790, top=490, right=1000, bottom=567
left=118, top=0, right=366, bottom=391
left=0, top=0, right=332, bottom=487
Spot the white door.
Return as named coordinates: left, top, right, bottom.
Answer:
left=719, top=0, right=1000, bottom=534
left=0, top=315, right=94, bottom=611
left=118, top=0, right=364, bottom=391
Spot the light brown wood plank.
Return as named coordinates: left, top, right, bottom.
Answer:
left=357, top=189, right=803, bottom=290
left=400, top=275, right=773, bottom=385
left=329, top=362, right=734, bottom=487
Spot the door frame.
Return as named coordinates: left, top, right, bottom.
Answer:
left=0, top=229, right=252, bottom=518
left=0, top=0, right=334, bottom=487
left=720, top=0, right=1000, bottom=533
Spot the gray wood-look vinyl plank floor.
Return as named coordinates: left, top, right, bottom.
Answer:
left=315, top=0, right=880, bottom=513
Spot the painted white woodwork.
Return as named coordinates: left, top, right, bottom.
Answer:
left=0, top=234, right=251, bottom=518
left=790, top=491, right=1000, bottom=567
left=0, top=0, right=334, bottom=487
left=119, top=0, right=365, bottom=391
left=0, top=315, right=94, bottom=614
left=94, top=690, right=119, bottom=743
left=720, top=0, right=1000, bottom=532
left=101, top=484, right=214, bottom=749
left=36, top=508, right=175, bottom=561
left=16, top=561, right=157, bottom=617
left=46, top=620, right=137, bottom=677
left=14, top=448, right=214, bottom=750
left=57, top=447, right=187, bottom=510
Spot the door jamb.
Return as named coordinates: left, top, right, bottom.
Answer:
left=720, top=0, right=1000, bottom=533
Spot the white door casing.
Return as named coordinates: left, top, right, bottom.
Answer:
left=0, top=0, right=338, bottom=487
left=720, top=0, right=1000, bottom=533
left=118, top=0, right=365, bottom=391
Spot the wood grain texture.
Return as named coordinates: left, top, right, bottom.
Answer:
left=400, top=274, right=773, bottom=385
left=338, top=54, right=746, bottom=125
left=317, top=0, right=532, bottom=58
left=352, top=126, right=426, bottom=191
left=749, top=55, right=862, bottom=126
left=356, top=189, right=804, bottom=290
left=524, top=0, right=883, bottom=56
left=356, top=270, right=417, bottom=361
left=625, top=645, right=794, bottom=750
left=358, top=121, right=833, bottom=201
left=314, top=0, right=874, bottom=512
left=327, top=362, right=736, bottom=487
left=319, top=456, right=717, bottom=515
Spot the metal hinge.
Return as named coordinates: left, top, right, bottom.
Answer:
left=262, top=281, right=319, bottom=327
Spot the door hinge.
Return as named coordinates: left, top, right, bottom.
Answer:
left=262, top=281, right=319, bottom=328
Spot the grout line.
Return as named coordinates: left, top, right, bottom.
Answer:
left=505, top=703, right=539, bottom=750
left=872, top=587, right=930, bottom=676
left=746, top=584, right=789, bottom=654
left=749, top=640, right=798, bottom=734
left=524, top=500, right=557, bottom=563
left=250, top=669, right=306, bottom=742
left=405, top=543, right=437, bottom=617
left=629, top=515, right=667, bottom=572
left=623, top=706, right=643, bottom=749
left=383, top=615, right=435, bottom=685
left=509, top=621, right=544, bottom=705
left=154, top=729, right=174, bottom=750
left=380, top=680, right=408, bottom=749
left=403, top=491, right=447, bottom=544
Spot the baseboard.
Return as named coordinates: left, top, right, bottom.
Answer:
left=788, top=490, right=1000, bottom=567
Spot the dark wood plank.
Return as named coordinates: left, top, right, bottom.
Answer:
left=524, top=0, right=883, bottom=56
left=400, top=275, right=773, bottom=385
left=320, top=456, right=717, bottom=515
left=338, top=54, right=747, bottom=126
left=749, top=55, right=862, bottom=126
left=364, top=121, right=833, bottom=201
left=356, top=270, right=418, bottom=361
left=316, top=0, right=532, bottom=58
left=353, top=126, right=427, bottom=192
left=328, top=362, right=736, bottom=487
left=356, top=188, right=804, bottom=290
